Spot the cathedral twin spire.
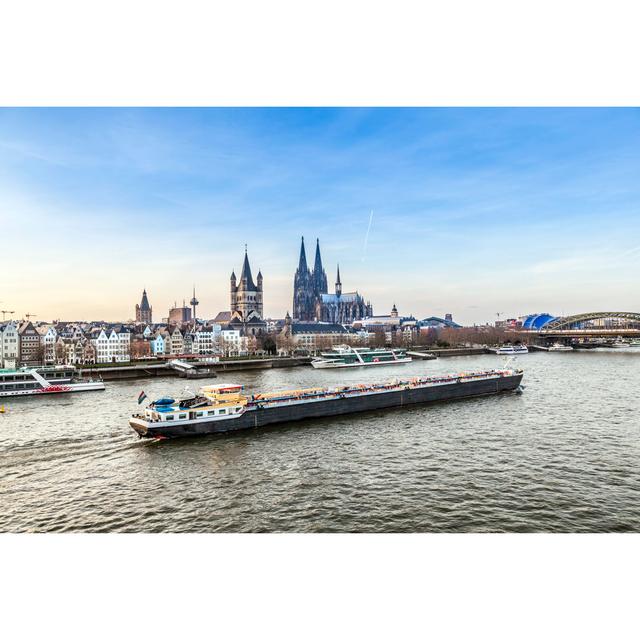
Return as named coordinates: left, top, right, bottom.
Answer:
left=292, top=237, right=373, bottom=323
left=293, top=236, right=329, bottom=321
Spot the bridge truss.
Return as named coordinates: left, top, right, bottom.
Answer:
left=541, top=312, right=640, bottom=331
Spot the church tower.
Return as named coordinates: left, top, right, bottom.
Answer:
left=230, top=270, right=237, bottom=313
left=135, top=289, right=152, bottom=324
left=256, top=269, right=264, bottom=319
left=335, top=264, right=342, bottom=297
left=229, top=246, right=266, bottom=335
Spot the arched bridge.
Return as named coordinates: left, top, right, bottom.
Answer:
left=531, top=312, right=640, bottom=338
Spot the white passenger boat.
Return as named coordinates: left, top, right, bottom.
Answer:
left=0, top=365, right=105, bottom=398
left=548, top=342, right=573, bottom=352
left=310, top=345, right=412, bottom=369
left=492, top=344, right=529, bottom=355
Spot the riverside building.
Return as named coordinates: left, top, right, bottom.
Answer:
left=0, top=321, right=19, bottom=368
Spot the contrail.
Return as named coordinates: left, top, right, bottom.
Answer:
left=362, top=210, right=374, bottom=262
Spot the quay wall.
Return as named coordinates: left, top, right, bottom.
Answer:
left=80, top=357, right=311, bottom=381
left=78, top=349, right=495, bottom=381
left=411, top=347, right=491, bottom=358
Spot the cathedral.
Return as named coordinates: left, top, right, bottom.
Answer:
left=228, top=247, right=266, bottom=335
left=292, top=237, right=373, bottom=324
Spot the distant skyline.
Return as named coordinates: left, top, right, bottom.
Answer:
left=1, top=107, right=639, bottom=324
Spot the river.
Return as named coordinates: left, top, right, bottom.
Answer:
left=1, top=350, right=639, bottom=532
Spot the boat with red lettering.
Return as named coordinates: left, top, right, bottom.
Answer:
left=0, top=365, right=105, bottom=398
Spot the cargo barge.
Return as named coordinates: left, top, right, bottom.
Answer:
left=129, top=366, right=524, bottom=439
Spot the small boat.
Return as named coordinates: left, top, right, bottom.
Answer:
left=609, top=337, right=630, bottom=348
left=629, top=339, right=640, bottom=348
left=548, top=342, right=573, bottom=352
left=0, top=365, right=105, bottom=398
left=492, top=344, right=529, bottom=355
left=311, top=345, right=412, bottom=369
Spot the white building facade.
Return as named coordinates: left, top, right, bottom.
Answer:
left=0, top=321, right=19, bottom=368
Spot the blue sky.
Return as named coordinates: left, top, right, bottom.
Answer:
left=1, top=107, right=639, bottom=323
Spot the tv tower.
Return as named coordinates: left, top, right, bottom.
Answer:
left=190, top=285, right=199, bottom=324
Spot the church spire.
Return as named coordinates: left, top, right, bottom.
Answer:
left=314, top=238, right=323, bottom=274
left=312, top=238, right=328, bottom=295
left=297, top=236, right=308, bottom=272
left=140, top=289, right=150, bottom=311
left=240, top=246, right=256, bottom=289
left=335, top=264, right=342, bottom=296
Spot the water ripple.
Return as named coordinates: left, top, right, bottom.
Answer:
left=1, top=352, right=640, bottom=532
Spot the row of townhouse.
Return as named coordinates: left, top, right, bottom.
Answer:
left=146, top=324, right=248, bottom=357
left=1, top=319, right=255, bottom=368
left=88, top=326, right=132, bottom=363
left=0, top=321, right=132, bottom=367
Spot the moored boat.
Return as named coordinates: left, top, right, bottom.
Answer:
left=129, top=367, right=525, bottom=439
left=548, top=342, right=573, bottom=352
left=609, top=337, right=630, bottom=348
left=311, top=345, right=412, bottom=369
left=0, top=365, right=105, bottom=398
left=491, top=344, right=529, bottom=355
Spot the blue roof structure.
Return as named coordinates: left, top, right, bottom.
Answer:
left=521, top=313, right=558, bottom=330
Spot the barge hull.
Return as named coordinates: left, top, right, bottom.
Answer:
left=134, top=373, right=523, bottom=439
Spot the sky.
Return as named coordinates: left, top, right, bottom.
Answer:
left=1, top=107, right=639, bottom=325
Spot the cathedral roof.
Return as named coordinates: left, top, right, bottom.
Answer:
left=290, top=322, right=349, bottom=334
left=320, top=292, right=361, bottom=303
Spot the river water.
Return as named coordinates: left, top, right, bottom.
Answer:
left=1, top=350, right=639, bottom=532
